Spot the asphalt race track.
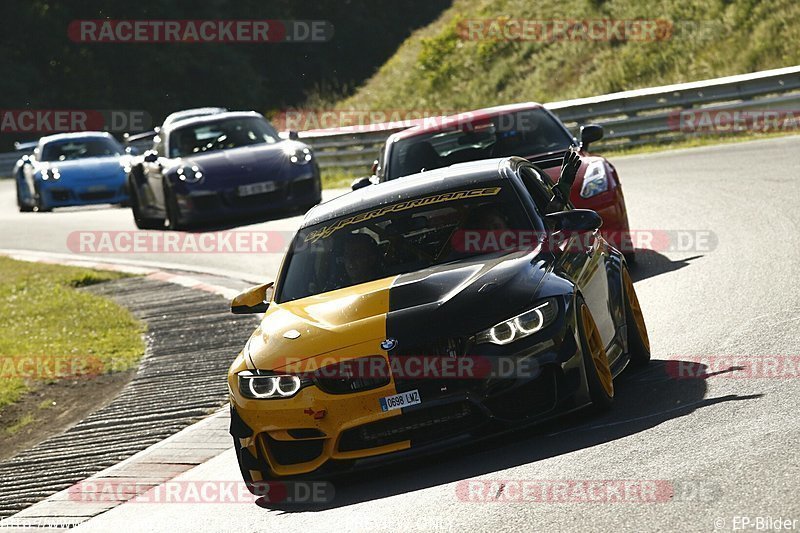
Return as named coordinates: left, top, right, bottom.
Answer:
left=1, top=136, right=799, bottom=532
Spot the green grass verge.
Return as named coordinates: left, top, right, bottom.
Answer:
left=5, top=413, right=35, bottom=436
left=337, top=0, right=800, bottom=112
left=321, top=167, right=361, bottom=189
left=0, top=257, right=145, bottom=409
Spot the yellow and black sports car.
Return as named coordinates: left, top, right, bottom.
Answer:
left=228, top=153, right=650, bottom=487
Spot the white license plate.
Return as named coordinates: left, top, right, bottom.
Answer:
left=379, top=389, right=421, bottom=412
left=238, top=181, right=276, bottom=196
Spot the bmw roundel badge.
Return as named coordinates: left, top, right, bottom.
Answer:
left=380, top=338, right=398, bottom=351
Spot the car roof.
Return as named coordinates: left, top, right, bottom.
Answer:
left=389, top=102, right=545, bottom=142
left=303, top=157, right=520, bottom=227
left=38, top=131, right=115, bottom=145
left=163, top=107, right=227, bottom=127
left=162, top=111, right=266, bottom=133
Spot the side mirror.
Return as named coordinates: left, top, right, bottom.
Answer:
left=579, top=124, right=603, bottom=149
left=351, top=176, right=373, bottom=191
left=143, top=151, right=159, bottom=163
left=231, top=282, right=274, bottom=314
left=288, top=130, right=299, bottom=141
left=545, top=209, right=603, bottom=234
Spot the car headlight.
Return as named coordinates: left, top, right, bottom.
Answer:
left=238, top=370, right=305, bottom=399
left=284, top=146, right=313, bottom=165
left=41, top=168, right=61, bottom=181
left=579, top=160, right=608, bottom=198
left=474, top=298, right=558, bottom=345
left=176, top=165, right=203, bottom=183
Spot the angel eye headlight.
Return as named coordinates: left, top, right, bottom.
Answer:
left=579, top=160, right=608, bottom=198
left=176, top=165, right=203, bottom=183
left=238, top=371, right=303, bottom=399
left=475, top=298, right=558, bottom=345
left=241, top=373, right=277, bottom=398
left=488, top=321, right=516, bottom=345
left=275, top=375, right=302, bottom=396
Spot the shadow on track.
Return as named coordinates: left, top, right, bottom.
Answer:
left=630, top=250, right=703, bottom=282
left=256, top=360, right=761, bottom=513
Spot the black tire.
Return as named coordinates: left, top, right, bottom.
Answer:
left=164, top=185, right=185, bottom=231
left=130, top=181, right=164, bottom=230
left=576, top=297, right=614, bottom=410
left=16, top=180, right=33, bottom=212
left=622, top=267, right=651, bottom=367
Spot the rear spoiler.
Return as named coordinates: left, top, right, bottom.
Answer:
left=13, top=140, right=38, bottom=152
left=123, top=129, right=158, bottom=144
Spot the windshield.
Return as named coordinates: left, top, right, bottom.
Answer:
left=387, top=109, right=573, bottom=179
left=169, top=116, right=279, bottom=158
left=40, top=137, right=123, bottom=161
left=276, top=181, right=538, bottom=303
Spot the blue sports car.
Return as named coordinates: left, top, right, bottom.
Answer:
left=15, top=132, right=132, bottom=212
left=127, top=111, right=321, bottom=230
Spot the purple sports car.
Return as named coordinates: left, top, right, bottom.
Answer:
left=127, top=111, right=321, bottom=229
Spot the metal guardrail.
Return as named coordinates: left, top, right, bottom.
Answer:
left=546, top=65, right=800, bottom=150
left=296, top=65, right=800, bottom=170
left=3, top=65, right=799, bottom=178
left=0, top=153, right=21, bottom=177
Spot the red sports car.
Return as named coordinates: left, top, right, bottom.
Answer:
left=354, top=103, right=634, bottom=261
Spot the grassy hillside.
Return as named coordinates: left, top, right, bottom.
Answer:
left=338, top=0, right=800, bottom=111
